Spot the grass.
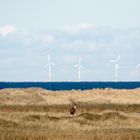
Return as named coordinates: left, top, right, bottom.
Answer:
left=0, top=88, right=140, bottom=139
left=0, top=103, right=139, bottom=113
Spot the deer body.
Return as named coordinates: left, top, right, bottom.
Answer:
left=70, top=105, right=76, bottom=115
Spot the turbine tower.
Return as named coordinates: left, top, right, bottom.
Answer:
left=74, top=57, right=83, bottom=81
left=45, top=54, right=55, bottom=81
left=110, top=55, right=120, bottom=82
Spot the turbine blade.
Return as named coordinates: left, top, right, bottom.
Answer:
left=45, top=64, right=49, bottom=68
left=79, top=57, right=81, bottom=64
left=47, top=55, right=50, bottom=62
left=51, top=62, right=55, bottom=66
left=116, top=55, right=120, bottom=61
left=110, top=60, right=116, bottom=63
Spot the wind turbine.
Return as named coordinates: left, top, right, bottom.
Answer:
left=45, top=54, right=55, bottom=81
left=110, top=55, right=120, bottom=82
left=74, top=57, right=83, bottom=81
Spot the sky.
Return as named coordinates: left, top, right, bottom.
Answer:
left=0, top=0, right=140, bottom=81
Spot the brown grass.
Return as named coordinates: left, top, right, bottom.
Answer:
left=0, top=88, right=140, bottom=140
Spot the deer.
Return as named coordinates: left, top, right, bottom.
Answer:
left=70, top=104, right=77, bottom=115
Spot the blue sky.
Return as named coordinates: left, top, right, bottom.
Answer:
left=0, top=0, right=140, bottom=81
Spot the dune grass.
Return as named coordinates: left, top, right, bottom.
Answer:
left=0, top=103, right=139, bottom=113
left=0, top=88, right=140, bottom=140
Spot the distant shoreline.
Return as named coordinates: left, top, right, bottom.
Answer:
left=0, top=81, right=140, bottom=90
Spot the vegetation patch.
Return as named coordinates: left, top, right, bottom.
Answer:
left=0, top=119, right=18, bottom=127
left=78, top=111, right=127, bottom=121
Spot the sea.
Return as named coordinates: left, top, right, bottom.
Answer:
left=0, top=82, right=140, bottom=91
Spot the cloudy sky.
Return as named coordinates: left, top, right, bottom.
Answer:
left=0, top=0, right=140, bottom=81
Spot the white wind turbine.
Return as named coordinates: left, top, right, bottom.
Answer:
left=45, top=54, right=55, bottom=81
left=74, top=57, right=83, bottom=81
left=110, top=55, right=120, bottom=82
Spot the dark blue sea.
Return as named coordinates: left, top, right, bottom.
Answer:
left=0, top=82, right=140, bottom=90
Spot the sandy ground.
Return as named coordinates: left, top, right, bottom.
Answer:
left=0, top=88, right=140, bottom=105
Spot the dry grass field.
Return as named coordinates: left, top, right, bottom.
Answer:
left=0, top=88, right=140, bottom=140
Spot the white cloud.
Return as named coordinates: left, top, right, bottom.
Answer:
left=43, top=34, right=55, bottom=44
left=79, top=23, right=95, bottom=30
left=62, top=40, right=97, bottom=52
left=0, top=25, right=16, bottom=37
left=29, top=34, right=55, bottom=45
left=63, top=23, right=95, bottom=33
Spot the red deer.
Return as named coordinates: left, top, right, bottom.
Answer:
left=70, top=105, right=76, bottom=115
